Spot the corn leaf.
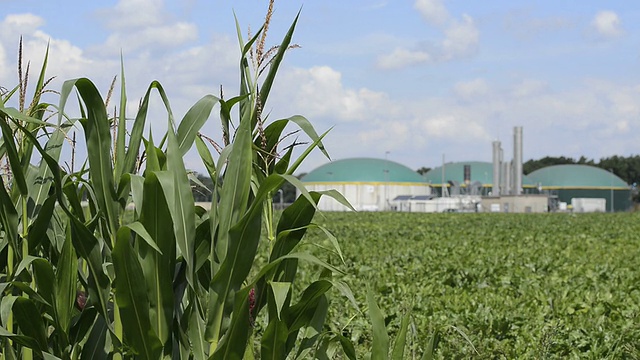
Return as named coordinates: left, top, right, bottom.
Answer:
left=176, top=94, right=218, bottom=156
left=139, top=171, right=175, bottom=345
left=261, top=319, right=288, bottom=360
left=113, top=226, right=163, bottom=360
left=118, top=81, right=173, bottom=179
left=55, top=226, right=77, bottom=340
left=13, top=297, right=48, bottom=351
left=59, top=78, right=118, bottom=239
left=368, top=290, right=389, bottom=360
left=0, top=117, right=27, bottom=195
left=391, top=314, right=411, bottom=360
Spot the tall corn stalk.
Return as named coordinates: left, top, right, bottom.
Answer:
left=0, top=7, right=355, bottom=360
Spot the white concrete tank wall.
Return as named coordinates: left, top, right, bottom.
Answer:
left=301, top=183, right=431, bottom=211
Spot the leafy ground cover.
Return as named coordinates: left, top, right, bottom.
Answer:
left=302, top=212, right=640, bottom=359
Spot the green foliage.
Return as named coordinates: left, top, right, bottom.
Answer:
left=304, top=212, right=640, bottom=359
left=0, top=9, right=353, bottom=359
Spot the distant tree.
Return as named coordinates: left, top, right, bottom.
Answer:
left=416, top=167, right=431, bottom=175
left=523, top=156, right=580, bottom=174
left=190, top=172, right=214, bottom=202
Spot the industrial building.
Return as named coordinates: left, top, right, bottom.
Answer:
left=422, top=161, right=538, bottom=196
left=300, top=158, right=430, bottom=211
left=527, top=164, right=630, bottom=212
left=300, top=126, right=631, bottom=213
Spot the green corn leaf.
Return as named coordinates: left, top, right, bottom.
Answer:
left=59, top=78, right=118, bottom=239
left=391, top=314, right=411, bottom=360
left=421, top=329, right=440, bottom=360
left=27, top=41, right=50, bottom=119
left=68, top=217, right=112, bottom=327
left=27, top=125, right=68, bottom=220
left=176, top=94, right=219, bottom=156
left=186, top=301, right=207, bottom=360
left=315, top=189, right=356, bottom=212
left=257, top=12, right=299, bottom=126
left=113, top=226, right=163, bottom=360
left=286, top=128, right=331, bottom=176
left=114, top=54, right=127, bottom=180
left=261, top=319, right=288, bottom=360
left=269, top=282, right=291, bottom=321
left=368, top=290, right=389, bottom=360
left=288, top=280, right=332, bottom=332
left=9, top=120, right=113, bottom=327
left=31, top=258, right=55, bottom=308
left=214, top=90, right=254, bottom=265
left=139, top=171, right=175, bottom=346
left=0, top=176, right=20, bottom=263
left=0, top=106, right=51, bottom=127
left=206, top=205, right=262, bottom=343
left=13, top=297, right=49, bottom=351
left=0, top=116, right=27, bottom=195
left=125, top=221, right=162, bottom=254
left=144, top=131, right=161, bottom=173
left=210, top=286, right=253, bottom=360
left=337, top=334, right=357, bottom=360
left=287, top=115, right=330, bottom=160
left=118, top=81, right=173, bottom=179
left=161, top=118, right=196, bottom=285
left=218, top=95, right=248, bottom=146
left=0, top=325, right=43, bottom=354
left=129, top=174, right=145, bottom=216
left=27, top=193, right=56, bottom=253
left=1, top=295, right=18, bottom=328
left=294, top=294, right=328, bottom=360
left=55, top=227, right=77, bottom=339
left=80, top=312, right=110, bottom=360
left=195, top=135, right=216, bottom=181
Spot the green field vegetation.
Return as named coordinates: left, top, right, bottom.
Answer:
left=299, top=212, right=640, bottom=359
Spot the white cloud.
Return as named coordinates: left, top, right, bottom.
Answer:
left=511, top=79, right=547, bottom=98
left=100, top=0, right=165, bottom=30
left=454, top=78, right=489, bottom=100
left=441, top=15, right=479, bottom=60
left=591, top=10, right=623, bottom=38
left=0, top=13, right=45, bottom=42
left=98, top=22, right=198, bottom=55
left=414, top=0, right=449, bottom=25
left=378, top=2, right=478, bottom=69
left=377, top=47, right=431, bottom=69
left=92, top=0, right=198, bottom=55
left=274, top=66, right=390, bottom=122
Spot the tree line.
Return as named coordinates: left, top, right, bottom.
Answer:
left=523, top=155, right=640, bottom=186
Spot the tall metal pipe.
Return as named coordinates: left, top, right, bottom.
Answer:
left=513, top=126, right=523, bottom=195
left=503, top=161, right=511, bottom=195
left=492, top=141, right=501, bottom=196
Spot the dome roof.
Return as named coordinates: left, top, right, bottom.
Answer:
left=302, top=158, right=425, bottom=183
left=527, top=164, right=628, bottom=189
left=423, top=161, right=535, bottom=187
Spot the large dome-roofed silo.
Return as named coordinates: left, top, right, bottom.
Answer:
left=301, top=158, right=430, bottom=211
left=527, top=164, right=630, bottom=211
left=423, top=161, right=537, bottom=196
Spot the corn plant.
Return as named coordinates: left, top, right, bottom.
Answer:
left=0, top=8, right=355, bottom=359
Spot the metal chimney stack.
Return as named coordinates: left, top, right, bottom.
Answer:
left=513, top=126, right=523, bottom=195
left=492, top=141, right=501, bottom=196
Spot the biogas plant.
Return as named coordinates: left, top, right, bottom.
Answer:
left=300, top=127, right=631, bottom=213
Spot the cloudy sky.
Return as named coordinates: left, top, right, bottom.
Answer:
left=1, top=0, right=640, bottom=173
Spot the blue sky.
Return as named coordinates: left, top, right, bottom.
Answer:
left=1, top=1, right=640, bottom=173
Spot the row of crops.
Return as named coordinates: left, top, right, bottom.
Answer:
left=297, top=212, right=640, bottom=359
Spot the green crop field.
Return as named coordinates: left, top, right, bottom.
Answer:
left=300, top=212, right=640, bottom=359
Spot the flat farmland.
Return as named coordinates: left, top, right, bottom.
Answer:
left=302, top=212, right=640, bottom=359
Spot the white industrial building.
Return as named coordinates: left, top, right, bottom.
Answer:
left=299, top=158, right=430, bottom=211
